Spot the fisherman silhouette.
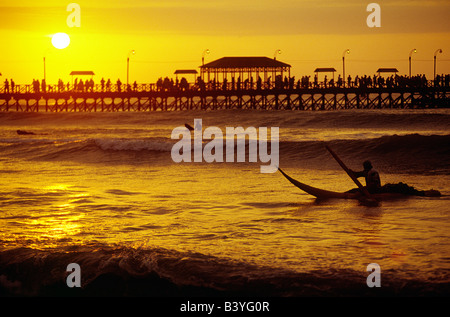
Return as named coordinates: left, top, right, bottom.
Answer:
left=350, top=160, right=381, bottom=194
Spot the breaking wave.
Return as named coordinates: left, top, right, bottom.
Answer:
left=1, top=245, right=448, bottom=297
left=0, top=133, right=448, bottom=174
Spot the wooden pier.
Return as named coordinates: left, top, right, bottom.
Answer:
left=0, top=84, right=449, bottom=112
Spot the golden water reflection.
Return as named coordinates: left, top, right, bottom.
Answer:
left=10, top=184, right=91, bottom=249
left=1, top=160, right=449, bottom=280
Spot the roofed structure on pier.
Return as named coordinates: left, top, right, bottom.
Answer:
left=314, top=68, right=337, bottom=73
left=200, top=56, right=291, bottom=82
left=174, top=69, right=198, bottom=82
left=70, top=71, right=95, bottom=85
left=314, top=68, right=337, bottom=80
left=70, top=71, right=95, bottom=76
left=174, top=69, right=198, bottom=75
left=376, top=68, right=399, bottom=75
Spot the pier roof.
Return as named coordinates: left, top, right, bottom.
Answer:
left=314, top=68, right=337, bottom=73
left=70, top=71, right=95, bottom=76
left=201, top=57, right=291, bottom=69
left=174, top=69, right=198, bottom=74
left=376, top=68, right=399, bottom=73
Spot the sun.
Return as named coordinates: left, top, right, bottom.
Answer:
left=51, top=33, right=70, bottom=49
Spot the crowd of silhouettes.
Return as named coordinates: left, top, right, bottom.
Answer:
left=1, top=73, right=449, bottom=94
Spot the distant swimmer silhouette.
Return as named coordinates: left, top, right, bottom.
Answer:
left=17, top=130, right=35, bottom=135
left=16, top=130, right=48, bottom=136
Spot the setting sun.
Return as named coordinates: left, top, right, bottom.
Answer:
left=51, top=32, right=70, bottom=50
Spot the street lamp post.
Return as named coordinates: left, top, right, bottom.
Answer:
left=43, top=49, right=51, bottom=91
left=409, top=48, right=417, bottom=78
left=434, top=49, right=443, bottom=82
left=342, top=49, right=350, bottom=87
left=127, top=50, right=136, bottom=88
left=43, top=47, right=52, bottom=87
left=43, top=57, right=46, bottom=84
left=201, top=49, right=210, bottom=81
left=202, top=49, right=210, bottom=66
left=274, top=49, right=281, bottom=60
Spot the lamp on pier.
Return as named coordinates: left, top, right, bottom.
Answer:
left=409, top=48, right=417, bottom=78
left=434, top=49, right=443, bottom=82
left=127, top=50, right=136, bottom=87
left=202, top=49, right=210, bottom=66
left=342, top=49, right=350, bottom=87
left=274, top=49, right=282, bottom=60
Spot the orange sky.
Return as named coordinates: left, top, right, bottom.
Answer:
left=0, top=0, right=449, bottom=85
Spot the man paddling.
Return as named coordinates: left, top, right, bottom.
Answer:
left=349, top=160, right=381, bottom=194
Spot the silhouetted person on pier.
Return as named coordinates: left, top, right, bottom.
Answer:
left=41, top=79, right=46, bottom=93
left=88, top=79, right=94, bottom=92
left=301, top=76, right=310, bottom=89
left=58, top=79, right=64, bottom=92
left=197, top=77, right=205, bottom=91
left=117, top=79, right=122, bottom=92
left=4, top=79, right=9, bottom=93
left=156, top=78, right=163, bottom=91
left=337, top=75, right=342, bottom=88
left=290, top=77, right=295, bottom=90
left=32, top=79, right=40, bottom=93
left=162, top=77, right=173, bottom=91
left=10, top=79, right=15, bottom=93
left=347, top=75, right=352, bottom=87
left=275, top=75, right=283, bottom=89
left=256, top=76, right=262, bottom=90
left=222, top=78, right=228, bottom=91
left=180, top=78, right=189, bottom=91
left=101, top=78, right=105, bottom=91
left=106, top=79, right=111, bottom=92
left=78, top=79, right=84, bottom=92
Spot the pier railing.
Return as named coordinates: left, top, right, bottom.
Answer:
left=1, top=74, right=450, bottom=95
left=1, top=77, right=449, bottom=112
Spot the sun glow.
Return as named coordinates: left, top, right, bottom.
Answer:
left=51, top=32, right=70, bottom=50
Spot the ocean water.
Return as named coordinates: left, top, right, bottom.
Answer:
left=0, top=109, right=449, bottom=297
